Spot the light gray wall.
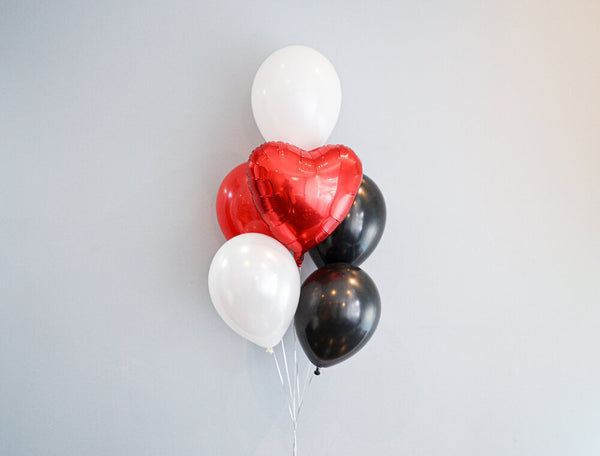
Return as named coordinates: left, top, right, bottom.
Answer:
left=1, top=1, right=599, bottom=455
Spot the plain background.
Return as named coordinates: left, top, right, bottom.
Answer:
left=1, top=1, right=599, bottom=455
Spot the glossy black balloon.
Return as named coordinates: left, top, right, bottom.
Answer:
left=294, top=263, right=381, bottom=368
left=309, top=174, right=386, bottom=267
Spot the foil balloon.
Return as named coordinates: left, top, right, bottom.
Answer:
left=309, top=174, right=386, bottom=267
left=247, top=141, right=362, bottom=265
left=294, top=263, right=381, bottom=368
left=216, top=163, right=272, bottom=240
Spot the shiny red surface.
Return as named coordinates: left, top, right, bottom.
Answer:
left=216, top=163, right=272, bottom=240
left=247, top=142, right=362, bottom=265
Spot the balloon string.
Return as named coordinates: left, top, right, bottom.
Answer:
left=272, top=344, right=295, bottom=423
left=293, top=326, right=299, bottom=409
left=296, top=364, right=315, bottom=418
left=280, top=337, right=296, bottom=422
left=282, top=336, right=298, bottom=456
left=273, top=330, right=316, bottom=455
left=293, top=325, right=299, bottom=456
left=293, top=424, right=297, bottom=456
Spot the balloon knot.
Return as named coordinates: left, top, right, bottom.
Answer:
left=314, top=367, right=321, bottom=376
left=266, top=347, right=274, bottom=355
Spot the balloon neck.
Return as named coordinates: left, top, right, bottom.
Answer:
left=294, top=253, right=304, bottom=268
left=314, top=367, right=321, bottom=376
left=266, top=347, right=274, bottom=355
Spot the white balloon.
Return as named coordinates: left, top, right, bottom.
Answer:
left=251, top=45, right=342, bottom=151
left=208, top=233, right=300, bottom=348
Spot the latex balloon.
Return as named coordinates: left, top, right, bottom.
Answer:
left=251, top=45, right=342, bottom=151
left=309, top=175, right=386, bottom=267
left=208, top=233, right=300, bottom=348
left=294, top=263, right=381, bottom=368
left=247, top=141, right=362, bottom=266
left=216, top=163, right=272, bottom=240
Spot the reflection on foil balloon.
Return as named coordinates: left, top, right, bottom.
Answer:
left=216, top=163, right=272, bottom=240
left=294, top=263, right=381, bottom=368
left=247, top=141, right=362, bottom=265
left=310, top=174, right=386, bottom=267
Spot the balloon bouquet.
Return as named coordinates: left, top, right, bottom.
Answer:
left=208, top=45, right=386, bottom=453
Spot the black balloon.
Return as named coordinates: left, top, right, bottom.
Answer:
left=294, top=263, right=381, bottom=368
left=309, top=174, right=386, bottom=267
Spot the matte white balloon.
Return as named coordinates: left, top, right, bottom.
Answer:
left=251, top=45, right=342, bottom=151
left=208, top=233, right=300, bottom=348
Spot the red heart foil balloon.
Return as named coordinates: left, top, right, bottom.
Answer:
left=216, top=163, right=272, bottom=240
left=247, top=142, right=363, bottom=265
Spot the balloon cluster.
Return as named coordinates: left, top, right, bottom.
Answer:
left=209, top=46, right=386, bottom=370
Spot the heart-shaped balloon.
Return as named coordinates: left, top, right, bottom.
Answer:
left=247, top=142, right=362, bottom=265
